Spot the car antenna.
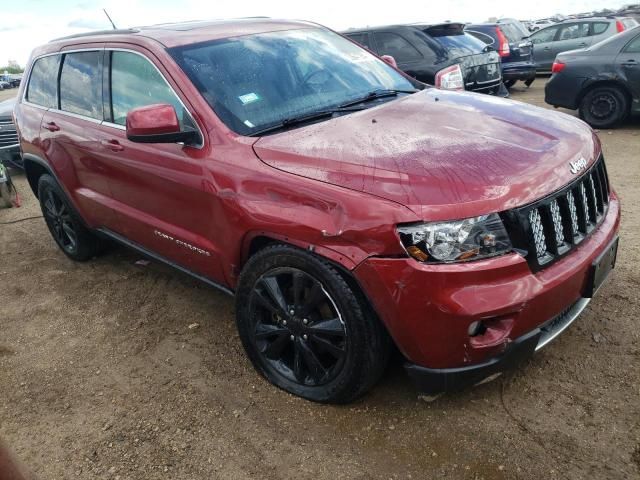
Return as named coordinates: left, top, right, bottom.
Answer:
left=103, top=9, right=117, bottom=29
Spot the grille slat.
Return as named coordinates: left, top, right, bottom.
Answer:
left=515, top=156, right=609, bottom=270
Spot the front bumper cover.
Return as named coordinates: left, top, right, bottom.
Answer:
left=404, top=298, right=590, bottom=394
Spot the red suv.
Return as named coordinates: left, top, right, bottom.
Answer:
left=14, top=19, right=620, bottom=403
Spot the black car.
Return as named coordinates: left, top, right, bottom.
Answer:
left=0, top=98, right=22, bottom=168
left=343, top=23, right=506, bottom=96
left=545, top=26, right=640, bottom=128
left=466, top=20, right=536, bottom=88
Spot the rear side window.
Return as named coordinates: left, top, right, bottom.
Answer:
left=374, top=32, right=423, bottom=62
left=558, top=23, right=590, bottom=40
left=26, top=55, right=60, bottom=108
left=110, top=51, right=191, bottom=128
left=591, top=22, right=609, bottom=35
left=60, top=51, right=103, bottom=119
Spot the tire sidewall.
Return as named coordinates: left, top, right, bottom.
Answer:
left=580, top=87, right=627, bottom=129
left=235, top=247, right=371, bottom=403
left=37, top=174, right=94, bottom=261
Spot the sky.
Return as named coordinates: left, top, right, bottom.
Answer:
left=0, top=0, right=632, bottom=67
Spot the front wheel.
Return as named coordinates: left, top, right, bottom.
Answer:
left=235, top=245, right=390, bottom=403
left=579, top=86, right=628, bottom=129
left=503, top=79, right=516, bottom=89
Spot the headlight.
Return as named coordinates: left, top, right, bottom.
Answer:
left=397, top=214, right=512, bottom=263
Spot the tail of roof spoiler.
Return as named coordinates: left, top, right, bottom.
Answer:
left=421, top=23, right=466, bottom=36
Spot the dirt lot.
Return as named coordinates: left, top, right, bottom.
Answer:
left=1, top=81, right=639, bottom=480
left=0, top=89, right=17, bottom=102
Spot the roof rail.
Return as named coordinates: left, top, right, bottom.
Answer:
left=50, top=28, right=139, bottom=42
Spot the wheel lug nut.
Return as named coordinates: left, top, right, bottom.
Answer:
left=302, top=318, right=308, bottom=325
left=289, top=309, right=295, bottom=315
left=282, top=320, right=287, bottom=326
left=303, top=334, right=308, bottom=340
left=290, top=335, right=295, bottom=341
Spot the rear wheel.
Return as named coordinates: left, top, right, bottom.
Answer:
left=37, top=174, right=103, bottom=261
left=235, top=245, right=390, bottom=403
left=503, top=79, right=516, bottom=89
left=579, top=85, right=628, bottom=129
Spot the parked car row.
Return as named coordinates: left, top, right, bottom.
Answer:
left=0, top=75, right=22, bottom=89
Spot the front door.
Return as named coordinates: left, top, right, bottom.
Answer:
left=96, top=48, right=225, bottom=283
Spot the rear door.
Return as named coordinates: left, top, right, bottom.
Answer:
left=95, top=47, right=224, bottom=282
left=531, top=25, right=561, bottom=69
left=39, top=47, right=118, bottom=228
left=616, top=33, right=640, bottom=101
left=553, top=22, right=593, bottom=56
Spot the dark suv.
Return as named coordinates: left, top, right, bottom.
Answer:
left=466, top=20, right=536, bottom=88
left=343, top=23, right=506, bottom=95
left=14, top=19, right=619, bottom=403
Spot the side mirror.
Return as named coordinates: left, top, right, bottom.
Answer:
left=126, top=104, right=198, bottom=144
left=381, top=55, right=398, bottom=68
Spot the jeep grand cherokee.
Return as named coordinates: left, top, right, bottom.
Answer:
left=14, top=19, right=620, bottom=403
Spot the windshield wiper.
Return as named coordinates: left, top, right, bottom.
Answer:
left=248, top=107, right=364, bottom=136
left=338, top=88, right=419, bottom=108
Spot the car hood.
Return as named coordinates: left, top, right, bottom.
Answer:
left=253, top=89, right=600, bottom=220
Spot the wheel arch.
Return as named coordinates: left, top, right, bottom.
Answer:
left=23, top=153, right=53, bottom=198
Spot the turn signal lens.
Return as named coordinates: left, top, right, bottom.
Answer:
left=551, top=61, right=566, bottom=73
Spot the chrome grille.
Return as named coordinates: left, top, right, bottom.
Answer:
left=507, top=155, right=610, bottom=271
left=549, top=199, right=565, bottom=246
left=528, top=208, right=547, bottom=258
left=0, top=117, right=19, bottom=149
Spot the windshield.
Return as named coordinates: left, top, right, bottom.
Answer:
left=170, top=28, right=416, bottom=135
left=428, top=32, right=487, bottom=56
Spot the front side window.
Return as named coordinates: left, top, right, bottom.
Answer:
left=26, top=55, right=60, bottom=108
left=110, top=51, right=191, bottom=128
left=346, top=33, right=373, bottom=51
left=170, top=28, right=416, bottom=136
left=531, top=26, right=558, bottom=44
left=374, top=32, right=423, bottom=62
left=60, top=51, right=103, bottom=119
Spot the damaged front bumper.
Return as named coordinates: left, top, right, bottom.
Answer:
left=404, top=298, right=590, bottom=394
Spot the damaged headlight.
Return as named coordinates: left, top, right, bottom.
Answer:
left=397, top=214, right=512, bottom=263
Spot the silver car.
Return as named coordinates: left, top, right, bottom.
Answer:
left=530, top=17, right=638, bottom=71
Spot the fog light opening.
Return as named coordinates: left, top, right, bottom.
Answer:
left=468, top=320, right=487, bottom=337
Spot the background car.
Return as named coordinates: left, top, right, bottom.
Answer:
left=466, top=20, right=536, bottom=88
left=545, top=26, right=640, bottom=128
left=343, top=23, right=506, bottom=96
left=530, top=17, right=638, bottom=71
left=529, top=19, right=556, bottom=32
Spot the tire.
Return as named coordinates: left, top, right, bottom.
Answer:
left=235, top=244, right=390, bottom=403
left=503, top=79, right=516, bottom=89
left=579, top=85, right=628, bottom=129
left=37, top=174, right=103, bottom=261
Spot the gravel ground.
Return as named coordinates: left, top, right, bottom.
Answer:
left=1, top=80, right=639, bottom=480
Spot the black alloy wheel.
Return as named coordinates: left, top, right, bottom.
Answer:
left=235, top=245, right=390, bottom=403
left=42, top=188, right=77, bottom=254
left=249, top=267, right=347, bottom=387
left=37, top=174, right=103, bottom=261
